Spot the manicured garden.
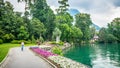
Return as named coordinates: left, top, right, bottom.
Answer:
left=0, top=43, right=35, bottom=63
left=30, top=47, right=88, bottom=68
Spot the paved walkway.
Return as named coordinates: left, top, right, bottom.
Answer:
left=3, top=47, right=53, bottom=68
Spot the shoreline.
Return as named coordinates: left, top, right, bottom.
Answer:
left=37, top=44, right=89, bottom=68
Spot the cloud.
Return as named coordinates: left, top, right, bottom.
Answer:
left=5, top=0, right=120, bottom=27
left=87, top=0, right=120, bottom=27
left=5, top=0, right=25, bottom=13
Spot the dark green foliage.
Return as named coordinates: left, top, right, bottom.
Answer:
left=31, top=35, right=36, bottom=43
left=0, top=1, right=29, bottom=42
left=17, top=26, right=29, bottom=40
left=106, top=34, right=118, bottom=43
left=98, top=18, right=120, bottom=43
left=98, top=28, right=108, bottom=43
left=38, top=35, right=44, bottom=43
left=59, top=24, right=83, bottom=43
left=108, top=18, right=120, bottom=42
left=0, top=39, right=3, bottom=44
left=59, top=24, right=72, bottom=42
left=71, top=26, right=83, bottom=43
left=56, top=0, right=69, bottom=14
left=55, top=13, right=73, bottom=26
left=75, top=13, right=92, bottom=43
left=98, top=27, right=118, bottom=43
left=30, top=18, right=46, bottom=39
left=11, top=40, right=31, bottom=44
left=31, top=0, right=55, bottom=40
left=89, top=27, right=96, bottom=39
left=3, top=33, right=15, bottom=42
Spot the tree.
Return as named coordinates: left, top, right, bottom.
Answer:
left=75, top=13, right=92, bottom=43
left=0, top=1, right=32, bottom=42
left=30, top=18, right=46, bottom=39
left=98, top=28, right=108, bottom=43
left=56, top=0, right=69, bottom=14
left=3, top=33, right=15, bottom=42
left=108, top=18, right=120, bottom=42
left=98, top=27, right=117, bottom=43
left=59, top=24, right=72, bottom=42
left=71, top=26, right=83, bottom=43
left=55, top=13, right=73, bottom=26
left=31, top=0, right=55, bottom=40
left=18, top=26, right=29, bottom=40
left=0, top=1, right=25, bottom=42
left=55, top=0, right=73, bottom=26
left=89, top=26, right=96, bottom=39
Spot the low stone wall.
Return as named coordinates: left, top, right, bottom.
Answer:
left=30, top=46, right=89, bottom=68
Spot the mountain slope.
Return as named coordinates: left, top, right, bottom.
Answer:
left=68, top=8, right=101, bottom=31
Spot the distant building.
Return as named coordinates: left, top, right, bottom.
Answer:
left=93, top=35, right=99, bottom=41
left=90, top=35, right=99, bottom=43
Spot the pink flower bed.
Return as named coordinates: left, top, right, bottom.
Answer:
left=30, top=47, right=57, bottom=58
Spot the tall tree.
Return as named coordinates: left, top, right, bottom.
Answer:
left=98, top=27, right=117, bottom=43
left=0, top=1, right=30, bottom=42
left=56, top=0, right=69, bottom=14
left=55, top=13, right=73, bottom=27
left=59, top=24, right=72, bottom=42
left=71, top=26, right=83, bottom=43
left=89, top=26, right=96, bottom=39
left=0, top=1, right=16, bottom=42
left=30, top=18, right=46, bottom=39
left=98, top=28, right=108, bottom=43
left=31, top=0, right=55, bottom=40
left=18, top=26, right=29, bottom=40
left=75, top=13, right=92, bottom=43
left=108, top=18, right=120, bottom=42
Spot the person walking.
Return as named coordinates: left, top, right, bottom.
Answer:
left=21, top=42, right=24, bottom=51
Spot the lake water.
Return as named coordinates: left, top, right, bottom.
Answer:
left=64, top=44, right=120, bottom=68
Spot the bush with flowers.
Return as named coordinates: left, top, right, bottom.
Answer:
left=30, top=47, right=88, bottom=68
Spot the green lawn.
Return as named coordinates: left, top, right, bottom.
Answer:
left=0, top=43, right=35, bottom=63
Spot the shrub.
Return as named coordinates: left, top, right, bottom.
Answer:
left=11, top=40, right=31, bottom=44
left=3, top=33, right=15, bottom=42
left=0, top=39, right=3, bottom=44
left=52, top=46, right=63, bottom=56
left=58, top=41, right=64, bottom=46
left=50, top=41, right=64, bottom=46
left=31, top=35, right=36, bottom=43
left=11, top=40, right=19, bottom=44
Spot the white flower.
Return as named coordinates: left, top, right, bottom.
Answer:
left=48, top=56, right=88, bottom=68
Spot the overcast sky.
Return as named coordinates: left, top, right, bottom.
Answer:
left=5, top=0, right=120, bottom=27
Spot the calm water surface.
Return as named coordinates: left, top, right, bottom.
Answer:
left=64, top=44, right=120, bottom=68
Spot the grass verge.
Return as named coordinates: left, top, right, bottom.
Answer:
left=0, top=43, right=35, bottom=62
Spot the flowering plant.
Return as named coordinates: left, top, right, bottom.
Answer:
left=30, top=47, right=57, bottom=58
left=48, top=56, right=88, bottom=68
left=30, top=47, right=88, bottom=68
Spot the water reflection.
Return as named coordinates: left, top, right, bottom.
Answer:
left=64, top=44, right=120, bottom=68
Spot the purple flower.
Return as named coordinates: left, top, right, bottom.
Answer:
left=30, top=47, right=57, bottom=58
